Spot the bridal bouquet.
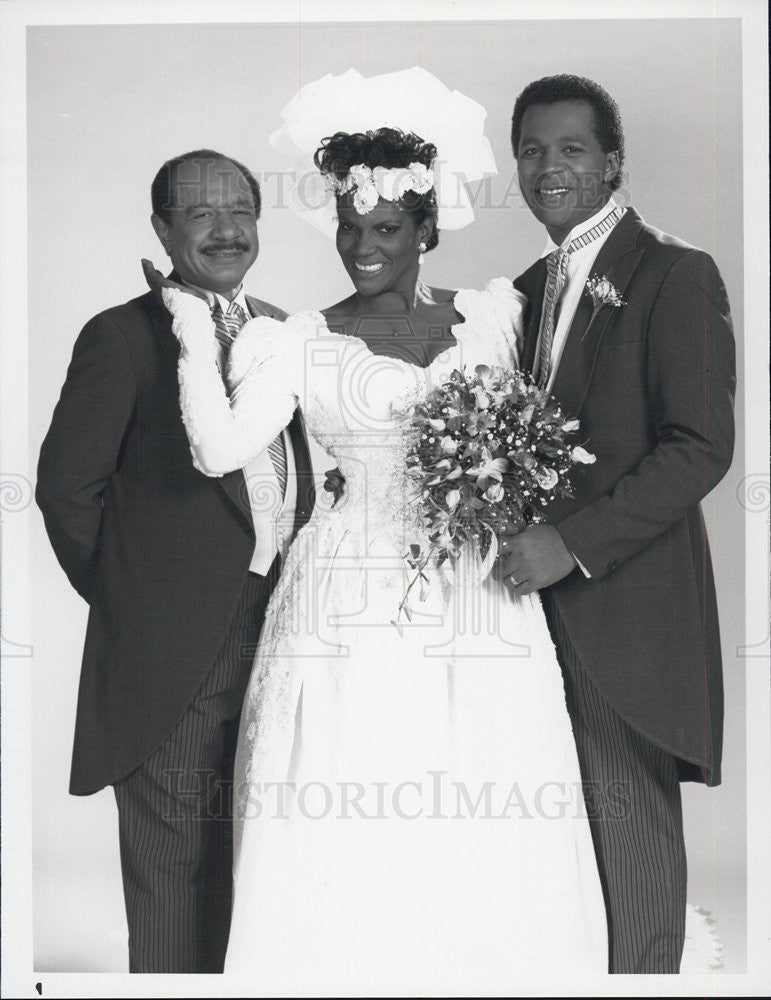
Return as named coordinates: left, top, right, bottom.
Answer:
left=396, top=365, right=594, bottom=624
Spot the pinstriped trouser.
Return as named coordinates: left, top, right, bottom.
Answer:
left=113, top=561, right=280, bottom=973
left=542, top=592, right=687, bottom=974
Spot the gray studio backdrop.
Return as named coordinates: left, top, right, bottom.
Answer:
left=27, top=18, right=745, bottom=971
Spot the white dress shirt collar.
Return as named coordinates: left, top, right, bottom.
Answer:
left=182, top=280, right=250, bottom=317
left=541, top=197, right=621, bottom=258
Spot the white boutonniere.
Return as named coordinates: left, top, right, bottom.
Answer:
left=582, top=274, right=626, bottom=339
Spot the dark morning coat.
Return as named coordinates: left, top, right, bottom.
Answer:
left=514, top=208, right=735, bottom=785
left=37, top=281, right=316, bottom=795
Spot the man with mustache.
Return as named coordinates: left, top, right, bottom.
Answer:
left=502, top=76, right=735, bottom=972
left=36, top=150, right=315, bottom=972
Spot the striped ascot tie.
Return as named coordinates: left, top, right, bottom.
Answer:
left=212, top=301, right=288, bottom=497
left=536, top=204, right=626, bottom=388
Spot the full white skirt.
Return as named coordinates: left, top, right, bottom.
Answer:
left=224, top=521, right=608, bottom=992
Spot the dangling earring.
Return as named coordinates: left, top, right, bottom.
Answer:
left=418, top=241, right=428, bottom=254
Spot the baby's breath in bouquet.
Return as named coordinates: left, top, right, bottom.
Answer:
left=396, top=365, right=594, bottom=625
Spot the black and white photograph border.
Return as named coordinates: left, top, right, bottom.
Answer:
left=1, top=0, right=769, bottom=996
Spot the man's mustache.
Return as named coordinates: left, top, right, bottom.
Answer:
left=200, top=241, right=250, bottom=253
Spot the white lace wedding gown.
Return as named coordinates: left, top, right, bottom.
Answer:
left=168, top=278, right=608, bottom=991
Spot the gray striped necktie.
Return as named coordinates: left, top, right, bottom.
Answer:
left=537, top=247, right=570, bottom=388
left=212, top=301, right=287, bottom=497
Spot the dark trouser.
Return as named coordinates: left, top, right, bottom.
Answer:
left=113, top=561, right=279, bottom=973
left=543, top=592, right=687, bottom=974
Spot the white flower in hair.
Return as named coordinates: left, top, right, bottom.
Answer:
left=349, top=166, right=380, bottom=213
left=405, top=163, right=434, bottom=195
left=372, top=163, right=434, bottom=202
left=372, top=165, right=406, bottom=203
left=354, top=185, right=379, bottom=213
left=342, top=164, right=370, bottom=193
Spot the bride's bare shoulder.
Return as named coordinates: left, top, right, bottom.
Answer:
left=426, top=286, right=457, bottom=304
left=320, top=295, right=360, bottom=336
left=321, top=294, right=358, bottom=319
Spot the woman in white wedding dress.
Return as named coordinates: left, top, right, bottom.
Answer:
left=153, top=125, right=609, bottom=992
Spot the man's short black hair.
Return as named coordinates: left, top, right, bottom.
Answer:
left=511, top=75, right=625, bottom=191
left=151, top=149, right=262, bottom=222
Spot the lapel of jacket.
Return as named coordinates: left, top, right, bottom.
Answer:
left=550, top=208, right=646, bottom=418
left=514, top=257, right=548, bottom=375
left=244, top=294, right=282, bottom=321
left=148, top=280, right=180, bottom=358
left=287, top=410, right=316, bottom=534
left=217, top=467, right=254, bottom=529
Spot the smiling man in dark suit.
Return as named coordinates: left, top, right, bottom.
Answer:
left=502, top=76, right=735, bottom=972
left=36, top=149, right=315, bottom=973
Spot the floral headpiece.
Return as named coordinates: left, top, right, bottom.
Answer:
left=328, top=162, right=434, bottom=214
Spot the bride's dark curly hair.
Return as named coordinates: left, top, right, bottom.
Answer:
left=314, top=127, right=440, bottom=251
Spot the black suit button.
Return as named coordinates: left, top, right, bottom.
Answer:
left=607, top=559, right=617, bottom=572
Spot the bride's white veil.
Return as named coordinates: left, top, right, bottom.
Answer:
left=268, top=66, right=498, bottom=238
